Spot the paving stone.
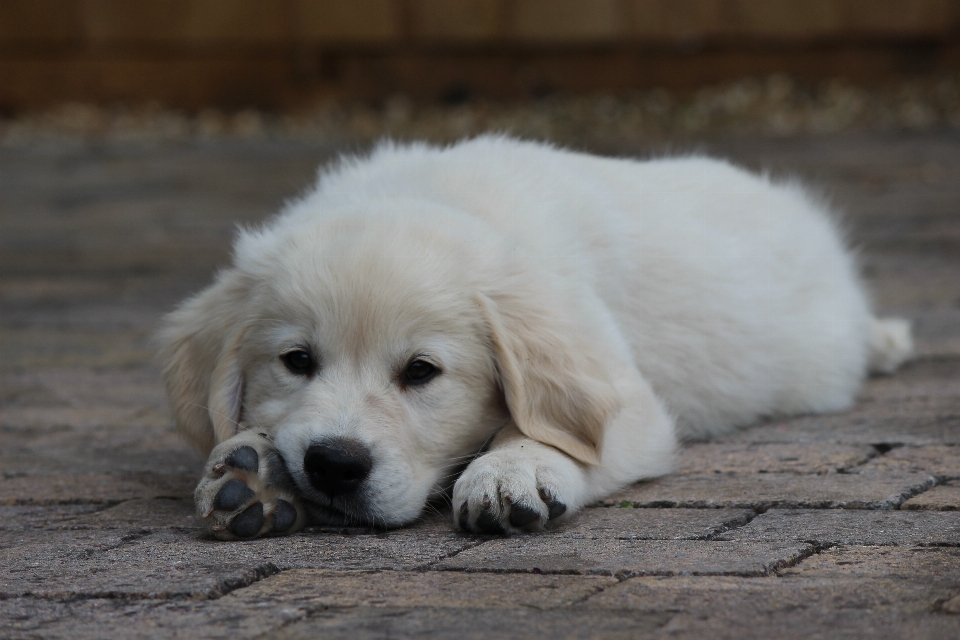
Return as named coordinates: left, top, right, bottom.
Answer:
left=0, top=572, right=619, bottom=639
left=782, top=545, right=960, bottom=581
left=267, top=606, right=671, bottom=640
left=0, top=327, right=155, bottom=371
left=859, top=359, right=960, bottom=403
left=0, top=500, right=197, bottom=536
left=655, top=609, right=960, bottom=640
left=0, top=596, right=292, bottom=640
left=912, top=308, right=960, bottom=359
left=0, top=526, right=481, bottom=598
left=68, top=498, right=200, bottom=530
left=715, top=508, right=960, bottom=545
left=0, top=368, right=167, bottom=412
left=0, top=447, right=201, bottom=477
left=903, top=482, right=960, bottom=510
left=436, top=538, right=811, bottom=577
left=0, top=472, right=195, bottom=505
left=854, top=445, right=960, bottom=479
left=943, top=594, right=960, bottom=614
left=580, top=575, right=951, bottom=615
left=225, top=569, right=616, bottom=609
left=603, top=473, right=934, bottom=510
left=0, top=504, right=104, bottom=532
left=674, top=442, right=874, bottom=475
left=718, top=359, right=960, bottom=446
left=719, top=400, right=960, bottom=445
left=560, top=507, right=753, bottom=540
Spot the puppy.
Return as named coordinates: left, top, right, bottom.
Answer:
left=158, top=136, right=912, bottom=539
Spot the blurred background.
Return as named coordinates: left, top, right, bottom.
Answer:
left=2, top=0, right=960, bottom=142
left=2, top=1, right=959, bottom=376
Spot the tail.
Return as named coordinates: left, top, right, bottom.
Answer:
left=868, top=317, right=913, bottom=375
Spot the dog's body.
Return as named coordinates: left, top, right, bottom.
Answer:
left=159, top=136, right=911, bottom=539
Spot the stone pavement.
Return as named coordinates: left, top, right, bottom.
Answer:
left=1, top=132, right=959, bottom=639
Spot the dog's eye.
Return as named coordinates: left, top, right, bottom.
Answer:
left=280, top=350, right=314, bottom=375
left=402, top=359, right=439, bottom=386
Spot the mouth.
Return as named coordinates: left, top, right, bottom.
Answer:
left=298, top=489, right=383, bottom=528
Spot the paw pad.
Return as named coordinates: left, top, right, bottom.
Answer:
left=229, top=502, right=265, bottom=538
left=224, top=445, right=259, bottom=472
left=196, top=434, right=305, bottom=541
left=272, top=499, right=298, bottom=533
left=214, top=479, right=255, bottom=511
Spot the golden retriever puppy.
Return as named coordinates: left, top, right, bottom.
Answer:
left=158, top=136, right=912, bottom=539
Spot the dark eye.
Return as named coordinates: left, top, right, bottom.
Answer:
left=402, top=359, right=439, bottom=386
left=280, top=349, right=314, bottom=375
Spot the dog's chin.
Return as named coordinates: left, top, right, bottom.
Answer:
left=302, top=501, right=368, bottom=527
left=298, top=489, right=393, bottom=529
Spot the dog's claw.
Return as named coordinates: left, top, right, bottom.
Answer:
left=539, top=488, right=567, bottom=520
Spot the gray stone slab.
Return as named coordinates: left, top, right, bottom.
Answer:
left=674, top=442, right=874, bottom=475
left=0, top=527, right=480, bottom=598
left=715, top=508, right=960, bottom=545
left=559, top=507, right=753, bottom=540
left=0, top=327, right=156, bottom=371
left=603, top=473, right=934, bottom=510
left=436, top=538, right=811, bottom=577
left=903, top=482, right=960, bottom=510
left=655, top=609, right=960, bottom=640
left=782, top=545, right=960, bottom=581
left=0, top=504, right=104, bottom=532
left=0, top=572, right=619, bottom=640
left=862, top=251, right=960, bottom=317
left=68, top=498, right=200, bottom=531
left=581, top=575, right=952, bottom=615
left=854, top=445, right=960, bottom=479
left=0, top=472, right=195, bottom=505
left=225, top=569, right=616, bottom=609
left=912, top=308, right=960, bottom=358
left=268, top=607, right=671, bottom=640
left=718, top=359, right=960, bottom=446
left=0, top=596, right=291, bottom=640
left=718, top=400, right=960, bottom=446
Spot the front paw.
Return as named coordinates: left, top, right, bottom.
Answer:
left=452, top=448, right=578, bottom=534
left=195, top=431, right=306, bottom=540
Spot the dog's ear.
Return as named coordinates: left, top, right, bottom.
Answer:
left=476, top=291, right=620, bottom=465
left=157, top=270, right=250, bottom=455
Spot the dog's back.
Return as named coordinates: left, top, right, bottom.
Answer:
left=302, top=136, right=911, bottom=439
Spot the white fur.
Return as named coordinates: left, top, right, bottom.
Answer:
left=159, top=136, right=911, bottom=537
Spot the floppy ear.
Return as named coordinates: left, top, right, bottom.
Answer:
left=476, top=290, right=620, bottom=465
left=156, top=270, right=250, bottom=455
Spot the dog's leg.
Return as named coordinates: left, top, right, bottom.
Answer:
left=194, top=430, right=306, bottom=540
left=453, top=368, right=675, bottom=534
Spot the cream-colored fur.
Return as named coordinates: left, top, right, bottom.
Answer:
left=158, top=136, right=911, bottom=538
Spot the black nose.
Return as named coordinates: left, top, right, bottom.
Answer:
left=303, top=439, right=372, bottom=498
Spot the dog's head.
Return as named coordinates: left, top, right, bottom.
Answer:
left=159, top=201, right=618, bottom=526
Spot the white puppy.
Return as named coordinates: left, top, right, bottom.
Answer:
left=158, top=136, right=912, bottom=539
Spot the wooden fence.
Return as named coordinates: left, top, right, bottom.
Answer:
left=2, top=0, right=959, bottom=108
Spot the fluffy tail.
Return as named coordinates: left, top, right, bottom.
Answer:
left=868, top=317, right=913, bottom=374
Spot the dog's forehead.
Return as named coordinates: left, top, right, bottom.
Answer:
left=248, top=218, right=482, bottom=349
